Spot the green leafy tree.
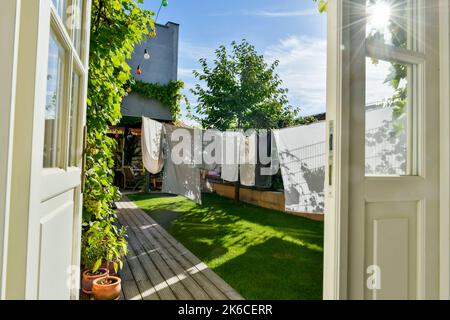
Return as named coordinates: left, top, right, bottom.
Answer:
left=82, top=0, right=154, bottom=271
left=191, top=40, right=300, bottom=201
left=190, top=40, right=300, bottom=131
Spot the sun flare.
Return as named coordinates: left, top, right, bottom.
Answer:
left=368, top=1, right=392, bottom=31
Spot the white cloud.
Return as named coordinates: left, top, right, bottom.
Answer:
left=178, top=68, right=195, bottom=78
left=264, top=36, right=327, bottom=116
left=243, top=9, right=318, bottom=18
left=179, top=41, right=217, bottom=64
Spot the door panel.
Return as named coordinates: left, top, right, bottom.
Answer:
left=38, top=190, right=74, bottom=299
left=364, top=201, right=419, bottom=299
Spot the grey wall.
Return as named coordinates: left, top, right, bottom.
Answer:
left=121, top=22, right=179, bottom=121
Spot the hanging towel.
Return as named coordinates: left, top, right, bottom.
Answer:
left=255, top=131, right=275, bottom=188
left=162, top=124, right=202, bottom=204
left=239, top=132, right=257, bottom=187
left=201, top=129, right=223, bottom=171
left=221, top=131, right=243, bottom=182
left=141, top=117, right=164, bottom=174
left=273, top=122, right=326, bottom=213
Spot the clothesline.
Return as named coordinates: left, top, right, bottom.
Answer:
left=141, top=116, right=326, bottom=213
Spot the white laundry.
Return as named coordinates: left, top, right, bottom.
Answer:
left=273, top=122, right=326, bottom=213
left=141, top=116, right=164, bottom=174
left=239, top=132, right=257, bottom=187
left=221, top=131, right=243, bottom=182
left=162, top=124, right=202, bottom=204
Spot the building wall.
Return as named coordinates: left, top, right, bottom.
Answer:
left=121, top=22, right=179, bottom=121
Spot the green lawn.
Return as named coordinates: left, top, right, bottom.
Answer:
left=128, top=192, right=324, bottom=300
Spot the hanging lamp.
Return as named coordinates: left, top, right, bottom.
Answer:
left=144, top=49, right=150, bottom=60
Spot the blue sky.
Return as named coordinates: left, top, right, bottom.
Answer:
left=141, top=0, right=327, bottom=120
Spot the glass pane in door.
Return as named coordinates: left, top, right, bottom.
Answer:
left=366, top=0, right=416, bottom=50
left=52, top=0, right=67, bottom=24
left=44, top=31, right=66, bottom=168
left=72, top=0, right=84, bottom=56
left=68, top=73, right=80, bottom=167
left=365, top=58, right=411, bottom=176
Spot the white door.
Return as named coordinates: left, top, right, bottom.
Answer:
left=38, top=0, right=91, bottom=300
left=324, top=0, right=441, bottom=299
left=5, top=0, right=91, bottom=299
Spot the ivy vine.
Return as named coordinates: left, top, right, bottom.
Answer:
left=82, top=0, right=154, bottom=272
left=130, top=79, right=185, bottom=121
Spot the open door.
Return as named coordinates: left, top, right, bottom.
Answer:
left=324, top=0, right=442, bottom=299
left=5, top=0, right=91, bottom=299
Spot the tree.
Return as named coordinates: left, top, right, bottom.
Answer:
left=190, top=40, right=300, bottom=201
left=190, top=40, right=299, bottom=131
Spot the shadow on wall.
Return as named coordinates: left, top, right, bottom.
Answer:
left=278, top=141, right=326, bottom=214
left=276, top=109, right=407, bottom=214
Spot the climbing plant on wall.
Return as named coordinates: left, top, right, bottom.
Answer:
left=130, top=79, right=185, bottom=121
left=82, top=0, right=155, bottom=271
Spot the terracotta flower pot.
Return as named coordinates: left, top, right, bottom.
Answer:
left=92, top=276, right=122, bottom=300
left=81, top=268, right=108, bottom=294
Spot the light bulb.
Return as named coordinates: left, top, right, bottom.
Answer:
left=144, top=49, right=150, bottom=60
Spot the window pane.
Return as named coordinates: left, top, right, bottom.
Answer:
left=44, top=31, right=66, bottom=168
left=366, top=0, right=414, bottom=50
left=365, top=58, right=410, bottom=176
left=69, top=73, right=80, bottom=167
left=72, top=0, right=84, bottom=56
left=52, top=0, right=67, bottom=24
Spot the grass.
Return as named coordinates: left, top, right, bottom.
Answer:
left=128, top=192, right=324, bottom=300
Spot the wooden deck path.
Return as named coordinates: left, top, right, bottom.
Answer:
left=116, top=197, right=244, bottom=300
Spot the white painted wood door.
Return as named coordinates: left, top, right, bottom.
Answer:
left=38, top=0, right=91, bottom=300
left=5, top=0, right=91, bottom=299
left=324, top=0, right=440, bottom=300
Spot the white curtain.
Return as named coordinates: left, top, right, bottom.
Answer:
left=141, top=116, right=164, bottom=174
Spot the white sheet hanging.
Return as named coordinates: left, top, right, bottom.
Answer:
left=162, top=124, right=202, bottom=204
left=239, top=132, right=256, bottom=187
left=221, top=131, right=243, bottom=182
left=273, top=122, right=326, bottom=213
left=141, top=116, right=164, bottom=174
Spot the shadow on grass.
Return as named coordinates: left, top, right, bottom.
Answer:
left=214, top=237, right=323, bottom=300
left=128, top=192, right=324, bottom=300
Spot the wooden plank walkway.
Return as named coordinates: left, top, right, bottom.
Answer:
left=116, top=197, right=244, bottom=300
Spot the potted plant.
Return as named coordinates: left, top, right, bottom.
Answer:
left=92, top=276, right=122, bottom=300
left=80, top=220, right=128, bottom=296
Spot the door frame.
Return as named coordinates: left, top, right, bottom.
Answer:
left=439, top=0, right=450, bottom=300
left=0, top=0, right=21, bottom=300
left=323, top=0, right=450, bottom=300
left=323, top=0, right=350, bottom=300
